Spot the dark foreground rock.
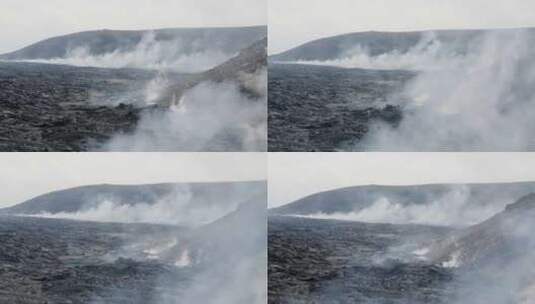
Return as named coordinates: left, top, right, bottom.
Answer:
left=0, top=62, right=183, bottom=151
left=0, top=193, right=267, bottom=304
left=0, top=215, right=191, bottom=303
left=268, top=64, right=411, bottom=151
left=0, top=36, right=267, bottom=152
left=268, top=216, right=454, bottom=304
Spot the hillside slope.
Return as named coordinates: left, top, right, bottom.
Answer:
left=270, top=182, right=535, bottom=216
left=1, top=181, right=266, bottom=215
left=0, top=26, right=266, bottom=60
left=270, top=28, right=535, bottom=62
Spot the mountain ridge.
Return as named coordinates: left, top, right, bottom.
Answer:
left=270, top=27, right=535, bottom=62
left=0, top=26, right=267, bottom=60
left=0, top=181, right=266, bottom=215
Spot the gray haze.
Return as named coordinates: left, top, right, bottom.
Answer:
left=0, top=0, right=266, bottom=54
left=0, top=153, right=266, bottom=207
left=269, top=153, right=535, bottom=208
left=269, top=0, right=535, bottom=54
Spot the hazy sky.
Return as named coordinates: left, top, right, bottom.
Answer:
left=269, top=0, right=535, bottom=54
left=269, top=153, right=535, bottom=208
left=0, top=153, right=266, bottom=207
left=0, top=0, right=266, bottom=54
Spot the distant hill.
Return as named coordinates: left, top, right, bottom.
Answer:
left=1, top=181, right=266, bottom=215
left=270, top=182, right=535, bottom=215
left=0, top=26, right=267, bottom=60
left=270, top=28, right=535, bottom=62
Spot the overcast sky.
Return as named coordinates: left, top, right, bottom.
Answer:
left=269, top=153, right=535, bottom=208
left=269, top=0, right=535, bottom=54
left=0, top=153, right=266, bottom=207
left=0, top=0, right=266, bottom=54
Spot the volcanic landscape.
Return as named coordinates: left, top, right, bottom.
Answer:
left=0, top=26, right=267, bottom=151
left=268, top=182, right=535, bottom=303
left=0, top=181, right=267, bottom=304
left=269, top=28, right=535, bottom=151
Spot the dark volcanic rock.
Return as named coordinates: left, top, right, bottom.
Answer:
left=268, top=216, right=453, bottom=304
left=0, top=215, right=188, bottom=303
left=0, top=62, right=167, bottom=151
left=268, top=63, right=411, bottom=151
left=0, top=35, right=267, bottom=151
left=0, top=194, right=267, bottom=303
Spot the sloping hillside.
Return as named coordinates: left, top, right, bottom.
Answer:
left=1, top=181, right=266, bottom=215
left=0, top=26, right=266, bottom=60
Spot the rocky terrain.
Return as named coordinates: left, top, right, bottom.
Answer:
left=268, top=63, right=409, bottom=151
left=268, top=28, right=535, bottom=152
left=268, top=216, right=454, bottom=304
left=0, top=27, right=267, bottom=152
left=0, top=215, right=187, bottom=303
left=0, top=61, right=174, bottom=151
left=0, top=182, right=266, bottom=303
left=269, top=188, right=535, bottom=303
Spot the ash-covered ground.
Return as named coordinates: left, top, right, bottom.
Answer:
left=268, top=64, right=409, bottom=151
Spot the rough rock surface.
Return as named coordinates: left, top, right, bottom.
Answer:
left=268, top=216, right=453, bottom=304
left=0, top=37, right=266, bottom=151
left=0, top=215, right=188, bottom=303
left=0, top=61, right=184, bottom=151
left=268, top=64, right=411, bottom=151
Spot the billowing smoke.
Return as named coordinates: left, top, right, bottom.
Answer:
left=21, top=32, right=232, bottom=73
left=291, top=186, right=504, bottom=227
left=104, top=69, right=267, bottom=152
left=26, top=186, right=240, bottom=227
left=154, top=196, right=267, bottom=304
left=32, top=182, right=269, bottom=304
left=286, top=32, right=473, bottom=71
left=359, top=29, right=535, bottom=151
left=444, top=201, right=535, bottom=304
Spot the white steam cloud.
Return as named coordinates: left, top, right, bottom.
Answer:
left=292, top=186, right=503, bottom=227
left=281, top=29, right=535, bottom=151
left=360, top=30, right=535, bottom=151
left=28, top=188, right=240, bottom=227
left=21, top=32, right=232, bottom=73
left=104, top=69, right=267, bottom=152
left=286, top=33, right=473, bottom=71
